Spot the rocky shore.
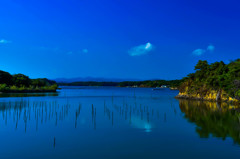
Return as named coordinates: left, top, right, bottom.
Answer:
left=175, top=89, right=239, bottom=104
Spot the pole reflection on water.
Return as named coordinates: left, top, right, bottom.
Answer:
left=103, top=98, right=157, bottom=133
left=0, top=100, right=72, bottom=133
left=0, top=97, right=240, bottom=143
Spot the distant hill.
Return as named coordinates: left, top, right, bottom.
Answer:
left=53, top=77, right=142, bottom=83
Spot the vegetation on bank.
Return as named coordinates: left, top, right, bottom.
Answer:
left=0, top=70, right=58, bottom=93
left=59, top=79, right=183, bottom=88
left=177, top=59, right=240, bottom=102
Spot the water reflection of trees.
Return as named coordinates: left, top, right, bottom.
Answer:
left=179, top=99, right=240, bottom=145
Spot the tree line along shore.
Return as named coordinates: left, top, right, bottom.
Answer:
left=58, top=80, right=182, bottom=89
left=1, top=58, right=239, bottom=104
left=0, top=70, right=58, bottom=93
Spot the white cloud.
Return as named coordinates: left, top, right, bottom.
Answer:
left=192, top=49, right=206, bottom=56
left=192, top=44, right=215, bottom=56
left=66, top=49, right=88, bottom=55
left=82, top=49, right=88, bottom=53
left=128, top=42, right=154, bottom=56
left=0, top=39, right=11, bottom=44
left=207, top=44, right=215, bottom=52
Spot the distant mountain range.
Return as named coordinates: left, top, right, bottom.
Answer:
left=53, top=77, right=143, bottom=83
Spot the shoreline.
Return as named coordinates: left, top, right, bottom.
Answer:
left=175, top=94, right=240, bottom=105
left=59, top=85, right=179, bottom=89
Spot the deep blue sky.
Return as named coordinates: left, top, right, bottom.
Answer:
left=0, top=0, right=239, bottom=80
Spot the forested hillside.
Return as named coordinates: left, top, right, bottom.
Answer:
left=177, top=59, right=240, bottom=102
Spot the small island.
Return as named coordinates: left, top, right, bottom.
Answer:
left=0, top=70, right=58, bottom=93
left=176, top=59, right=240, bottom=104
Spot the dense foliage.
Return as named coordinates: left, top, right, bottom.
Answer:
left=180, top=59, right=240, bottom=100
left=0, top=70, right=58, bottom=92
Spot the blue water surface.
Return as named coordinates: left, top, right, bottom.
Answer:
left=0, top=86, right=239, bottom=159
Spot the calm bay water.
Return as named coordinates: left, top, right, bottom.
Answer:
left=0, top=86, right=239, bottom=159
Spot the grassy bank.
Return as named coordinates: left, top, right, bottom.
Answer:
left=0, top=84, right=58, bottom=93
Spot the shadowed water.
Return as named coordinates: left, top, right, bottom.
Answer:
left=0, top=86, right=239, bottom=159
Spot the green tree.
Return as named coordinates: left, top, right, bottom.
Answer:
left=12, top=74, right=31, bottom=87
left=0, top=70, right=13, bottom=85
left=194, top=60, right=209, bottom=71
